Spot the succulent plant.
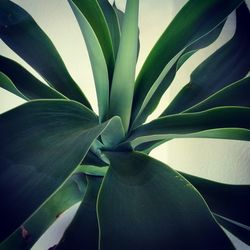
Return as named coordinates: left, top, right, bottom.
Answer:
left=0, top=0, right=249, bottom=249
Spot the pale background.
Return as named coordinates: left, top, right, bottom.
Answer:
left=0, top=0, right=249, bottom=249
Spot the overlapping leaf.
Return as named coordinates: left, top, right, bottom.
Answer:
left=0, top=100, right=116, bottom=242
left=98, top=152, right=234, bottom=249
left=131, top=0, right=244, bottom=129
left=0, top=1, right=90, bottom=107
left=68, top=0, right=109, bottom=121
left=162, top=2, right=250, bottom=116
left=0, top=171, right=87, bottom=250
left=180, top=172, right=250, bottom=245
left=109, top=0, right=139, bottom=131
left=70, top=0, right=115, bottom=80
left=127, top=107, right=250, bottom=148
left=0, top=56, right=65, bottom=100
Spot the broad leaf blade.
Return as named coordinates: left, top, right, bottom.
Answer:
left=70, top=0, right=115, bottom=80
left=0, top=171, right=87, bottom=250
left=109, top=0, right=139, bottom=132
left=132, top=0, right=243, bottom=128
left=162, top=2, right=250, bottom=116
left=0, top=100, right=114, bottom=241
left=56, top=175, right=103, bottom=250
left=0, top=1, right=90, bottom=107
left=127, top=107, right=250, bottom=148
left=0, top=56, right=65, bottom=100
left=98, top=152, right=234, bottom=249
left=68, top=0, right=109, bottom=121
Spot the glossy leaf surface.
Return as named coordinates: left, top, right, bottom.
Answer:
left=98, top=152, right=234, bottom=250
left=0, top=100, right=113, bottom=241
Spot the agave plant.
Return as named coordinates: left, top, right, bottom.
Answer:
left=0, top=0, right=250, bottom=249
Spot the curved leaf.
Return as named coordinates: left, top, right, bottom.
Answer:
left=214, top=214, right=250, bottom=245
left=70, top=0, right=115, bottom=80
left=162, top=2, right=250, bottom=116
left=131, top=0, right=243, bottom=128
left=0, top=100, right=115, bottom=242
left=0, top=1, right=90, bottom=107
left=98, top=151, right=234, bottom=250
left=97, top=0, right=120, bottom=58
left=0, top=56, right=65, bottom=100
left=0, top=71, right=27, bottom=100
left=109, top=0, right=139, bottom=131
left=131, top=21, right=225, bottom=129
left=179, top=172, right=250, bottom=244
left=127, top=107, right=250, bottom=148
left=179, top=172, right=250, bottom=227
left=68, top=0, right=109, bottom=121
left=0, top=171, right=87, bottom=250
left=56, top=175, right=103, bottom=250
left=186, top=76, right=250, bottom=112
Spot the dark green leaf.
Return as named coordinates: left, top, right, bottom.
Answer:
left=127, top=107, right=250, bottom=148
left=109, top=0, right=139, bottom=131
left=179, top=172, right=250, bottom=227
left=0, top=100, right=114, bottom=241
left=70, top=0, right=115, bottom=80
left=131, top=0, right=243, bottom=129
left=186, top=77, right=250, bottom=112
left=101, top=116, right=125, bottom=149
left=0, top=71, right=27, bottom=100
left=176, top=21, right=225, bottom=71
left=98, top=151, right=234, bottom=250
left=0, top=171, right=87, bottom=250
left=214, top=214, right=250, bottom=245
left=68, top=0, right=109, bottom=121
left=0, top=56, right=65, bottom=100
left=97, top=0, right=120, bottom=58
left=0, top=1, right=90, bottom=107
left=162, top=2, right=250, bottom=116
left=56, top=175, right=103, bottom=250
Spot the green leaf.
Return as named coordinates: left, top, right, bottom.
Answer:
left=0, top=56, right=66, bottom=100
left=0, top=171, right=87, bottom=250
left=179, top=172, right=250, bottom=227
left=109, top=0, right=139, bottom=132
left=0, top=71, right=27, bottom=100
left=97, top=0, right=120, bottom=58
left=98, top=151, right=234, bottom=250
left=0, top=100, right=115, bottom=242
left=162, top=2, right=250, bottom=116
left=70, top=0, right=115, bottom=81
left=179, top=172, right=250, bottom=245
left=56, top=175, right=103, bottom=250
left=131, top=21, right=225, bottom=129
left=131, top=0, right=243, bottom=128
left=101, top=116, right=125, bottom=149
left=176, top=21, right=225, bottom=71
left=68, top=0, right=109, bottom=121
left=127, top=107, right=250, bottom=148
left=0, top=1, right=90, bottom=107
left=186, top=77, right=250, bottom=112
left=214, top=214, right=250, bottom=245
